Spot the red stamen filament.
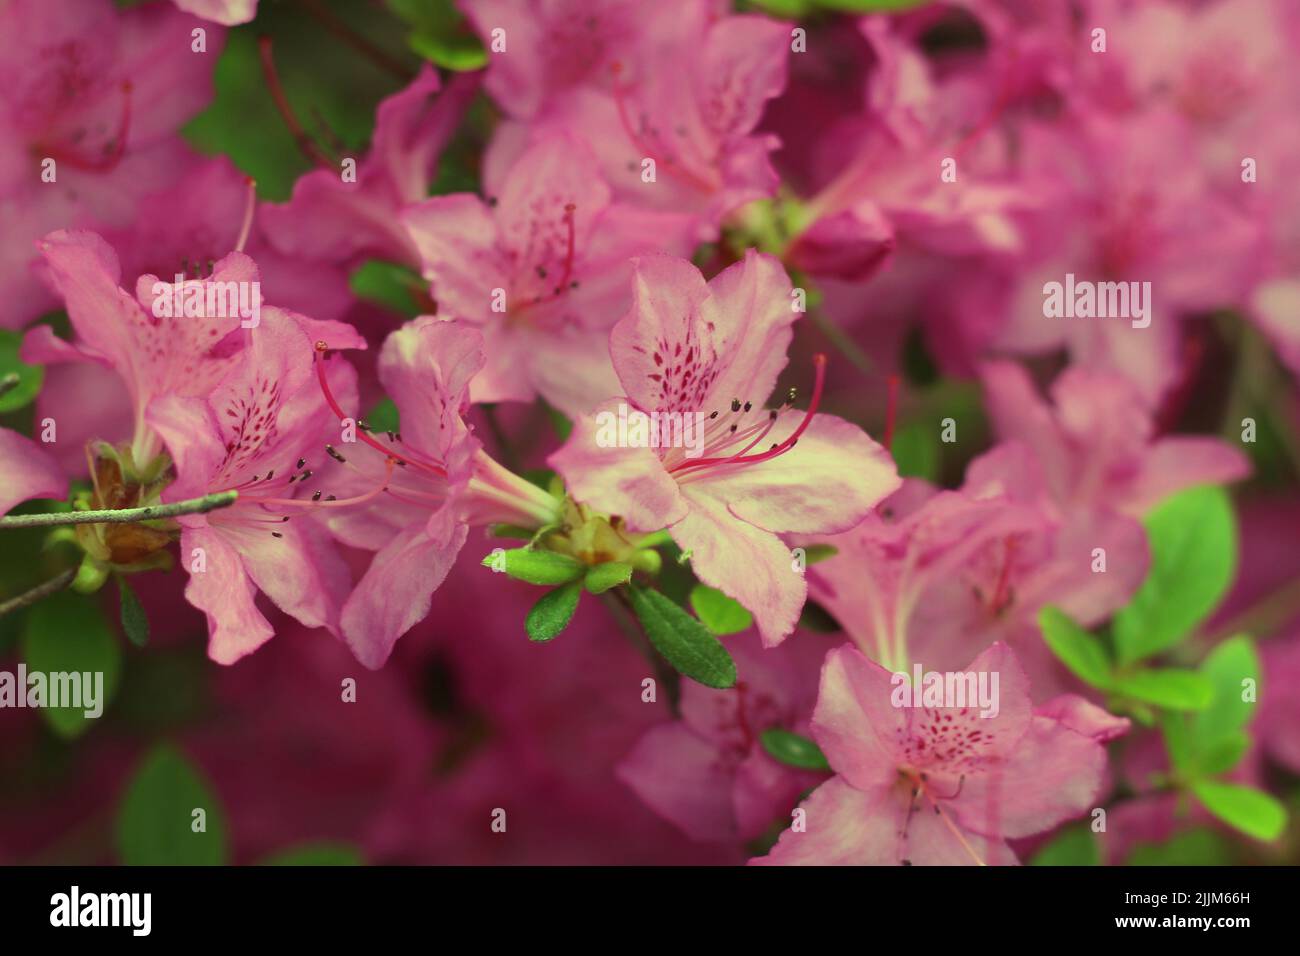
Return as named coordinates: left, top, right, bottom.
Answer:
left=312, top=343, right=447, bottom=479
left=671, top=354, right=827, bottom=476
left=987, top=536, right=1019, bottom=616
left=240, top=456, right=396, bottom=510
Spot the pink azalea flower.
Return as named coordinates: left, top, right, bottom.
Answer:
left=145, top=307, right=366, bottom=664
left=261, top=67, right=481, bottom=269
left=0, top=428, right=66, bottom=516
left=550, top=252, right=900, bottom=646
left=0, top=0, right=221, bottom=328
left=402, top=133, right=696, bottom=415
left=802, top=480, right=1050, bottom=675
left=1260, top=633, right=1300, bottom=774
left=980, top=359, right=1250, bottom=519
left=617, top=631, right=833, bottom=842
left=22, top=229, right=260, bottom=470
left=991, top=108, right=1264, bottom=403
left=479, top=3, right=790, bottom=238
left=316, top=317, right=564, bottom=668
left=755, top=642, right=1127, bottom=865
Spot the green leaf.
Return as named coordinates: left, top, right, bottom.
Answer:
left=1128, top=828, right=1233, bottom=866
left=760, top=728, right=831, bottom=771
left=802, top=544, right=838, bottom=566
left=543, top=402, right=574, bottom=443
left=1114, top=486, right=1238, bottom=666
left=818, top=0, right=933, bottom=11
left=388, top=0, right=488, bottom=71
left=1193, top=731, right=1251, bottom=778
left=116, top=744, right=228, bottom=865
left=1192, top=635, right=1259, bottom=744
left=482, top=547, right=584, bottom=585
left=349, top=260, right=423, bottom=319
left=746, top=0, right=814, bottom=16
left=525, top=582, right=582, bottom=642
left=116, top=576, right=149, bottom=648
left=0, top=328, right=44, bottom=412
left=1030, top=823, right=1100, bottom=866
left=260, top=842, right=364, bottom=866
left=20, top=591, right=122, bottom=738
left=1191, top=780, right=1287, bottom=842
left=1038, top=606, right=1112, bottom=689
left=890, top=421, right=940, bottom=481
left=585, top=562, right=633, bottom=594
left=689, top=584, right=753, bottom=635
left=1112, top=668, right=1213, bottom=711
left=628, top=587, right=737, bottom=689
left=363, top=397, right=400, bottom=434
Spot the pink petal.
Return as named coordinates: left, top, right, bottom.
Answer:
left=0, top=428, right=67, bottom=515
left=616, top=722, right=737, bottom=842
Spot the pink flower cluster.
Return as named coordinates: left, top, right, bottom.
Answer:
left=1, top=0, right=1298, bottom=866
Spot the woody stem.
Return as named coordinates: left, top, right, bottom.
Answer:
left=0, top=491, right=238, bottom=530
left=0, top=567, right=78, bottom=618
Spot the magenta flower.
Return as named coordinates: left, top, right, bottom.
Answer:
left=551, top=252, right=900, bottom=646
left=980, top=360, right=1250, bottom=519
left=145, top=308, right=365, bottom=664
left=316, top=318, right=564, bottom=668
left=261, top=67, right=481, bottom=269
left=402, top=133, right=696, bottom=415
left=480, top=4, right=791, bottom=237
left=756, top=642, right=1127, bottom=865
left=0, top=0, right=221, bottom=328
left=23, top=230, right=259, bottom=470
left=618, top=631, right=832, bottom=842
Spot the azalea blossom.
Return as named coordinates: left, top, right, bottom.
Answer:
left=146, top=309, right=364, bottom=664
left=618, top=630, right=832, bottom=842
left=756, top=642, right=1128, bottom=865
left=551, top=251, right=900, bottom=646
left=402, top=133, right=696, bottom=415
left=0, top=0, right=221, bottom=328
left=315, top=317, right=565, bottom=668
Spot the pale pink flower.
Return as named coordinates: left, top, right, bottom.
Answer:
left=0, top=428, right=66, bottom=517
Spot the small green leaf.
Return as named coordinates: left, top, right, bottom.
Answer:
left=349, top=260, right=423, bottom=319
left=585, top=562, right=633, bottom=594
left=260, top=842, right=364, bottom=866
left=1190, top=780, right=1287, bottom=842
left=760, top=728, right=831, bottom=771
left=818, top=0, right=933, bottom=11
left=1192, top=635, right=1259, bottom=743
left=802, top=544, right=838, bottom=566
left=1030, top=823, right=1100, bottom=866
left=628, top=587, right=737, bottom=689
left=20, top=590, right=122, bottom=738
left=890, top=422, right=940, bottom=481
left=525, top=581, right=582, bottom=642
left=1114, top=486, right=1238, bottom=666
left=543, top=402, right=573, bottom=443
left=482, top=547, right=585, bottom=585
left=363, top=397, right=400, bottom=435
left=689, top=584, right=753, bottom=635
left=116, top=744, right=228, bottom=865
left=1038, top=606, right=1112, bottom=689
left=0, top=329, right=43, bottom=412
left=117, top=575, right=149, bottom=648
left=388, top=0, right=488, bottom=71
left=1112, top=668, right=1213, bottom=711
left=1193, top=731, right=1251, bottom=777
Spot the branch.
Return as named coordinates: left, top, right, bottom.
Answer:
left=0, top=566, right=77, bottom=618
left=0, top=491, right=238, bottom=530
